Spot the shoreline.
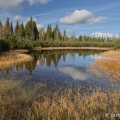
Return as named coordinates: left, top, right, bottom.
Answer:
left=0, top=52, right=33, bottom=70
left=10, top=49, right=29, bottom=53
left=34, top=47, right=112, bottom=50
left=91, top=50, right=120, bottom=81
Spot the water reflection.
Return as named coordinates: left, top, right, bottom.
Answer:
left=1, top=49, right=119, bottom=90
left=0, top=49, right=103, bottom=75
left=59, top=66, right=90, bottom=81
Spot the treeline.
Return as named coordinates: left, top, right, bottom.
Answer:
left=0, top=17, right=120, bottom=52
left=0, top=17, right=63, bottom=41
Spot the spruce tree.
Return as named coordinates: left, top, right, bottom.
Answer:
left=46, top=24, right=52, bottom=40
left=10, top=22, right=13, bottom=35
left=4, top=17, right=11, bottom=38
left=25, top=20, right=31, bottom=40
left=53, top=24, right=61, bottom=40
left=39, top=27, right=45, bottom=41
left=25, top=17, right=38, bottom=40
left=33, top=21, right=38, bottom=40
left=14, top=20, right=19, bottom=39
left=18, top=22, right=25, bottom=39
left=0, top=21, right=3, bottom=38
left=63, top=30, right=67, bottom=41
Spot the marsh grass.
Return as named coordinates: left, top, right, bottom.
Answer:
left=90, top=50, right=120, bottom=81
left=0, top=52, right=33, bottom=70
left=0, top=80, right=120, bottom=120
left=10, top=49, right=29, bottom=53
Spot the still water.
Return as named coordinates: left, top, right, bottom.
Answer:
left=0, top=50, right=114, bottom=90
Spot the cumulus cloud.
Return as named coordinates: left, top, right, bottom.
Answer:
left=91, top=32, right=119, bottom=39
left=0, top=0, right=51, bottom=9
left=37, top=24, right=43, bottom=29
left=0, top=0, right=23, bottom=9
left=59, top=9, right=107, bottom=25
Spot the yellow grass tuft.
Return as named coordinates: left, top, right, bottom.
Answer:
left=0, top=52, right=33, bottom=70
left=90, top=50, right=120, bottom=81
left=0, top=80, right=120, bottom=120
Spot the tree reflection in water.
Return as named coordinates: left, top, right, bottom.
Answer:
left=0, top=49, right=103, bottom=75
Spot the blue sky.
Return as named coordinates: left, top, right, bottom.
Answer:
left=0, top=0, right=120, bottom=38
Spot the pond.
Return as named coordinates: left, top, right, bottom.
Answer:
left=0, top=49, right=116, bottom=91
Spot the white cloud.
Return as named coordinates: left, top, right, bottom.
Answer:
left=59, top=9, right=107, bottom=25
left=0, top=0, right=51, bottom=9
left=13, top=15, right=26, bottom=21
left=37, top=24, right=43, bottom=30
left=91, top=32, right=119, bottom=39
left=86, top=16, right=107, bottom=24
left=0, top=0, right=24, bottom=9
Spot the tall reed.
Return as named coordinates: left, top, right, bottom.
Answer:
left=0, top=80, right=120, bottom=120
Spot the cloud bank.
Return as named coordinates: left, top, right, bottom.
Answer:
left=91, top=32, right=119, bottom=38
left=0, top=0, right=51, bottom=9
left=59, top=9, right=107, bottom=25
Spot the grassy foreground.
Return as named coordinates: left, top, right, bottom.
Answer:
left=90, top=50, right=120, bottom=81
left=0, top=79, right=120, bottom=120
left=0, top=52, right=33, bottom=70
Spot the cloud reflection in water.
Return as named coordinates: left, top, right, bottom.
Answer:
left=59, top=66, right=90, bottom=81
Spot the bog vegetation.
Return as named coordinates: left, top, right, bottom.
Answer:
left=0, top=79, right=120, bottom=120
left=0, top=17, right=120, bottom=52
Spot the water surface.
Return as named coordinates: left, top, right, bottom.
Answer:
left=0, top=50, right=115, bottom=91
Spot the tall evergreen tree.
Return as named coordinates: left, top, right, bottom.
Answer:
left=32, top=21, right=38, bottom=40
left=63, top=30, right=67, bottom=41
left=25, top=17, right=38, bottom=40
left=0, top=21, right=3, bottom=38
left=18, top=22, right=25, bottom=39
left=46, top=24, right=52, bottom=40
left=10, top=22, right=13, bottom=35
left=14, top=20, right=19, bottom=39
left=25, top=19, right=31, bottom=40
left=4, top=17, right=11, bottom=38
left=39, top=27, right=45, bottom=41
left=53, top=24, right=61, bottom=40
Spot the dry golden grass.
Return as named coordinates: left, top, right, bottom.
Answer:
left=10, top=49, right=29, bottom=53
left=0, top=80, right=120, bottom=120
left=90, top=50, right=120, bottom=81
left=34, top=47, right=112, bottom=50
left=0, top=52, right=33, bottom=70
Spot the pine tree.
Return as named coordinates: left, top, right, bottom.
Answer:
left=4, top=17, right=11, bottom=38
left=33, top=21, right=38, bottom=40
left=25, top=20, right=31, bottom=40
left=10, top=22, right=13, bottom=35
left=39, top=27, right=45, bottom=41
left=46, top=24, right=52, bottom=40
left=25, top=17, right=38, bottom=40
left=18, top=22, right=25, bottom=39
left=14, top=20, right=19, bottom=39
left=53, top=24, right=61, bottom=40
left=0, top=21, right=3, bottom=38
left=63, top=30, right=67, bottom=41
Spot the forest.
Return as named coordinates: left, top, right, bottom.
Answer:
left=0, top=17, right=120, bottom=52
